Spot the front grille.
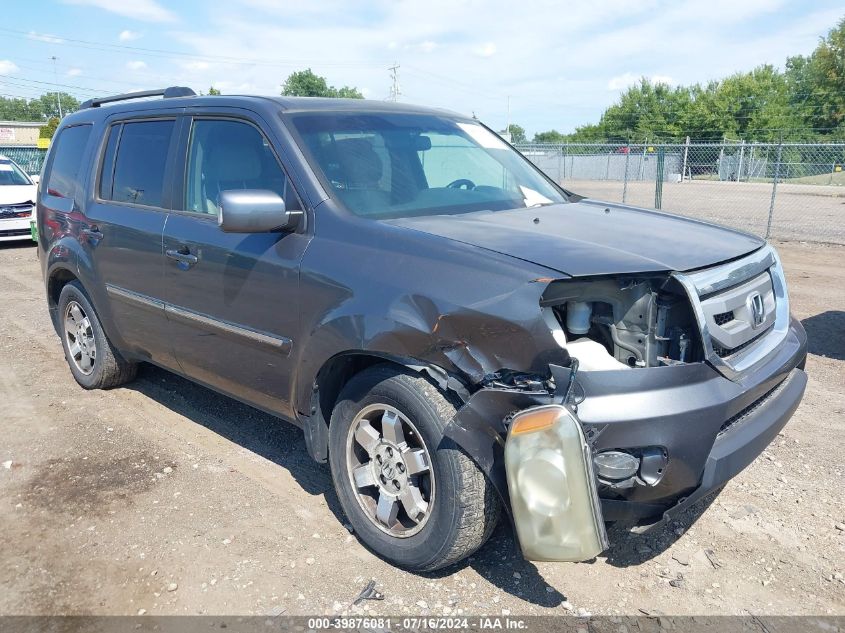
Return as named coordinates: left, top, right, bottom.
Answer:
left=0, top=228, right=32, bottom=237
left=674, top=246, right=788, bottom=380
left=0, top=203, right=34, bottom=219
left=712, top=326, right=771, bottom=357
left=714, top=310, right=734, bottom=326
left=717, top=377, right=788, bottom=437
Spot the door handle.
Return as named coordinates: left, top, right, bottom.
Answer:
left=166, top=247, right=199, bottom=268
left=81, top=226, right=104, bottom=241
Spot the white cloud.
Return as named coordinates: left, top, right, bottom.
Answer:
left=63, top=0, right=176, bottom=22
left=473, top=42, right=497, bottom=58
left=131, top=0, right=836, bottom=135
left=607, top=72, right=674, bottom=90
left=414, top=41, right=437, bottom=54
left=651, top=75, right=674, bottom=86
left=181, top=60, right=210, bottom=71
left=126, top=60, right=147, bottom=70
left=119, top=29, right=142, bottom=41
left=66, top=68, right=83, bottom=76
left=0, top=60, right=19, bottom=74
left=28, top=31, right=64, bottom=44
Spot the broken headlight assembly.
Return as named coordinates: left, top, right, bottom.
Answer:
left=504, top=404, right=609, bottom=561
left=541, top=274, right=704, bottom=371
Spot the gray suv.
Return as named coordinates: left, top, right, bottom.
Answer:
left=37, top=87, right=807, bottom=571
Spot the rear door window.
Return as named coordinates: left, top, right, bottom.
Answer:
left=104, top=120, right=175, bottom=208
left=45, top=124, right=93, bottom=199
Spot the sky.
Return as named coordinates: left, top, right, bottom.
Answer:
left=0, top=0, right=843, bottom=135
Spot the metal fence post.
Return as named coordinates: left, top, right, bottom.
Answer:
left=563, top=143, right=568, bottom=181
left=557, top=145, right=563, bottom=184
left=737, top=140, right=745, bottom=182
left=622, top=144, right=631, bottom=203
left=654, top=147, right=665, bottom=209
left=748, top=143, right=756, bottom=181
left=638, top=140, right=648, bottom=181
left=766, top=140, right=783, bottom=239
left=682, top=136, right=690, bottom=181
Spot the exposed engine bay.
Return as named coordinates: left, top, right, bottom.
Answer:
left=542, top=276, right=702, bottom=370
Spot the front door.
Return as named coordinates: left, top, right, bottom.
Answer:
left=162, top=115, right=310, bottom=417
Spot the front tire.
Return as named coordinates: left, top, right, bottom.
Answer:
left=328, top=365, right=499, bottom=571
left=57, top=281, right=137, bottom=389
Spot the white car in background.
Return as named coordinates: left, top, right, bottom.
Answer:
left=0, top=155, right=38, bottom=243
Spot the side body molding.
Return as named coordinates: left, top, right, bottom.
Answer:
left=105, top=283, right=293, bottom=355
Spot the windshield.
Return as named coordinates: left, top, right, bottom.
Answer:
left=0, top=159, right=32, bottom=186
left=290, top=113, right=567, bottom=219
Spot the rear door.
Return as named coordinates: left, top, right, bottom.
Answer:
left=162, top=112, right=310, bottom=416
left=80, top=116, right=180, bottom=368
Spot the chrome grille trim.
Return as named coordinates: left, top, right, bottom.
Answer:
left=673, top=245, right=790, bottom=381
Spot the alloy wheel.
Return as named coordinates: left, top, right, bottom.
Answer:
left=64, top=300, right=96, bottom=375
left=345, top=404, right=434, bottom=538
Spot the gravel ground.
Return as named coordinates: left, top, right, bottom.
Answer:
left=0, top=239, right=843, bottom=616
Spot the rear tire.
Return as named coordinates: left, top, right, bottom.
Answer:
left=328, top=364, right=499, bottom=571
left=57, top=281, right=137, bottom=389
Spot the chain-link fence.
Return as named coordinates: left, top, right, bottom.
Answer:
left=514, top=141, right=845, bottom=245
left=3, top=142, right=844, bottom=244
left=0, top=146, right=47, bottom=176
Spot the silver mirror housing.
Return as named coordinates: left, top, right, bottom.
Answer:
left=217, top=189, right=301, bottom=233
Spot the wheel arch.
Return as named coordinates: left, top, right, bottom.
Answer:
left=299, top=351, right=469, bottom=463
left=46, top=265, right=80, bottom=335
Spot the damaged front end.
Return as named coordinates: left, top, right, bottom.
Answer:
left=443, top=248, right=806, bottom=562
left=443, top=270, right=694, bottom=562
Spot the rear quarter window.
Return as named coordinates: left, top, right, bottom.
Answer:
left=44, top=124, right=93, bottom=199
left=101, top=119, right=175, bottom=208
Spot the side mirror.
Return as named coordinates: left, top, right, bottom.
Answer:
left=217, top=189, right=302, bottom=233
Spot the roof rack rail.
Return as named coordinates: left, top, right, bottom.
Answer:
left=80, top=86, right=196, bottom=109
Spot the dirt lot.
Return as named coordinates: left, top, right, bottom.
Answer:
left=0, top=239, right=843, bottom=617
left=566, top=179, right=845, bottom=245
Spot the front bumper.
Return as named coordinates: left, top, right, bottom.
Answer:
left=445, top=317, right=808, bottom=560
left=0, top=217, right=34, bottom=242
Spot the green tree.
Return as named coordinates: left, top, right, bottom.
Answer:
left=282, top=69, right=363, bottom=99
left=499, top=123, right=526, bottom=143
left=786, top=16, right=845, bottom=133
left=32, top=92, right=80, bottom=120
left=208, top=86, right=221, bottom=95
left=0, top=92, right=79, bottom=122
left=533, top=129, right=567, bottom=143
left=39, top=117, right=60, bottom=139
left=0, top=97, right=37, bottom=121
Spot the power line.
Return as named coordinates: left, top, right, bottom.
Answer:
left=0, top=74, right=102, bottom=95
left=50, top=56, right=63, bottom=118
left=0, top=27, right=386, bottom=70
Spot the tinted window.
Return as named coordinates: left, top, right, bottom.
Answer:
left=291, top=113, right=566, bottom=219
left=185, top=118, right=300, bottom=214
left=0, top=159, right=32, bottom=186
left=109, top=120, right=174, bottom=207
left=98, top=124, right=120, bottom=200
left=45, top=124, right=92, bottom=198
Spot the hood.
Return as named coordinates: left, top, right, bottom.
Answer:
left=388, top=200, right=765, bottom=277
left=0, top=185, right=37, bottom=205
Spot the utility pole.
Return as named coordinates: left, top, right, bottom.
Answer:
left=50, top=55, right=63, bottom=118
left=388, top=63, right=401, bottom=102
left=505, top=96, right=511, bottom=141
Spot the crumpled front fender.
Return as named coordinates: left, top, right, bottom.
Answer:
left=442, top=364, right=572, bottom=514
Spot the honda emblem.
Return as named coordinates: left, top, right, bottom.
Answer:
left=746, top=291, right=765, bottom=329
